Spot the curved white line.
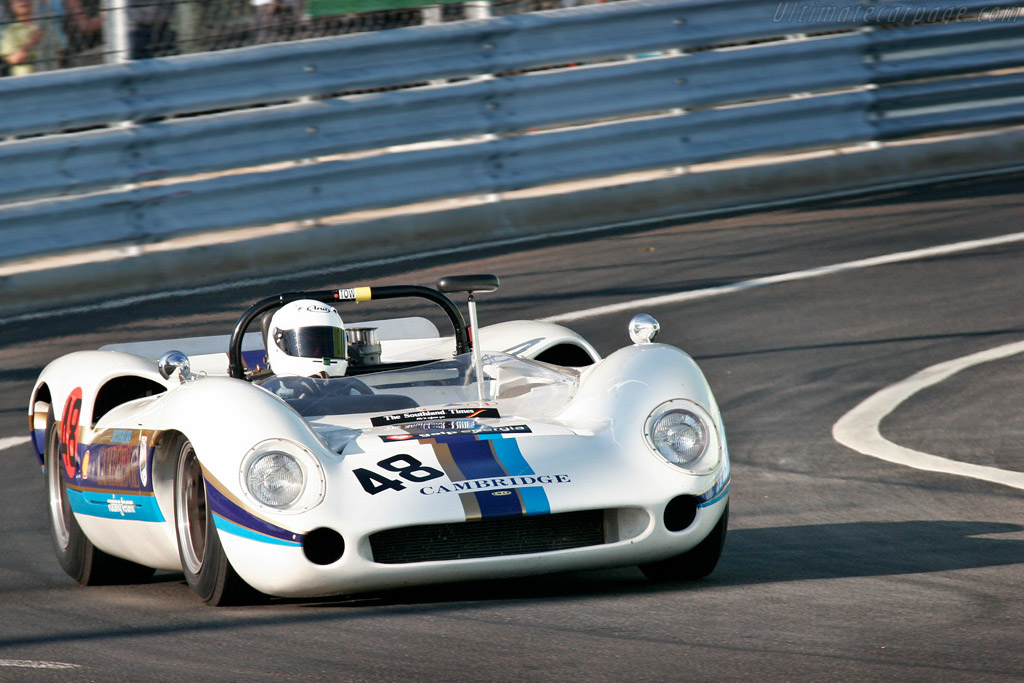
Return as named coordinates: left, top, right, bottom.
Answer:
left=833, top=341, right=1024, bottom=491
left=0, top=436, right=30, bottom=452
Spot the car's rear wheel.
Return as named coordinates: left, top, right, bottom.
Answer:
left=45, top=408, right=154, bottom=585
left=173, top=436, right=260, bottom=606
left=640, top=503, right=728, bottom=581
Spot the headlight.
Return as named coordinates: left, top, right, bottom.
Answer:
left=241, top=439, right=325, bottom=512
left=644, top=400, right=720, bottom=474
left=247, top=452, right=303, bottom=508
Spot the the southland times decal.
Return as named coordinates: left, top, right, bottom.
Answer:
left=773, top=2, right=1021, bottom=24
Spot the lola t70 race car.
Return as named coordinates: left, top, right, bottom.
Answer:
left=28, top=275, right=730, bottom=605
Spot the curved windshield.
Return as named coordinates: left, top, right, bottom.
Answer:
left=259, top=352, right=578, bottom=419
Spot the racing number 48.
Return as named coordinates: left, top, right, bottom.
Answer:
left=354, top=454, right=443, bottom=495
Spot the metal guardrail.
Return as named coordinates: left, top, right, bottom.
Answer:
left=1, top=0, right=1023, bottom=262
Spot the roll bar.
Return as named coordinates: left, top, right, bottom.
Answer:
left=227, top=284, right=470, bottom=380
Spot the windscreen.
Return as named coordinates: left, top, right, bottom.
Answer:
left=263, top=352, right=579, bottom=419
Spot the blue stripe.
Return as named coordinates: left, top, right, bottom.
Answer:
left=473, top=489, right=525, bottom=519
left=518, top=486, right=551, bottom=515
left=213, top=513, right=301, bottom=547
left=67, top=488, right=165, bottom=522
left=698, top=483, right=730, bottom=508
left=481, top=434, right=534, bottom=476
left=205, top=478, right=301, bottom=545
left=438, top=436, right=507, bottom=479
left=483, top=435, right=550, bottom=515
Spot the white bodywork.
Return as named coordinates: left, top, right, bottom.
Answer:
left=29, top=315, right=729, bottom=598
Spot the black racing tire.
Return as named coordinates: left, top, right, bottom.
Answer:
left=172, top=436, right=262, bottom=606
left=639, top=503, right=729, bottom=582
left=45, top=409, right=155, bottom=586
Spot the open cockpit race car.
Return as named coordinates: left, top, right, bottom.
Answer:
left=28, top=275, right=730, bottom=605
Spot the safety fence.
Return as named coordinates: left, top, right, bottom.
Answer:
left=1, top=0, right=1023, bottom=263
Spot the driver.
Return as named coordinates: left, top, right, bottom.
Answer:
left=265, top=299, right=348, bottom=378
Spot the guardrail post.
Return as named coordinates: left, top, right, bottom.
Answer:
left=102, top=0, right=129, bottom=63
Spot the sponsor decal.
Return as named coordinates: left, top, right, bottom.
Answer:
left=84, top=443, right=143, bottom=489
left=419, top=473, right=571, bottom=496
left=106, top=496, right=138, bottom=516
left=337, top=288, right=358, bottom=300
left=379, top=422, right=532, bottom=442
left=371, top=407, right=500, bottom=427
left=110, top=430, right=133, bottom=444
left=305, top=303, right=334, bottom=313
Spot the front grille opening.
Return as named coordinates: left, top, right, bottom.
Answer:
left=369, top=510, right=606, bottom=564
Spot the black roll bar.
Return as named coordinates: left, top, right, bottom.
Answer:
left=227, top=284, right=470, bottom=380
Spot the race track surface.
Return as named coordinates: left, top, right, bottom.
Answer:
left=1, top=172, right=1022, bottom=681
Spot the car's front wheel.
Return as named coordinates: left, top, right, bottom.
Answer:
left=173, top=436, right=260, bottom=606
left=639, top=503, right=728, bottom=581
left=45, top=408, right=154, bottom=585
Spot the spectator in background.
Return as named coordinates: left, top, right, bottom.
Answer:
left=251, top=0, right=300, bottom=44
left=62, top=0, right=102, bottom=65
left=128, top=0, right=176, bottom=58
left=1, top=0, right=43, bottom=75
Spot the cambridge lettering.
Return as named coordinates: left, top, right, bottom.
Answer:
left=420, top=474, right=571, bottom=495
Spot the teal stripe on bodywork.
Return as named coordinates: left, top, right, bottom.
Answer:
left=67, top=488, right=165, bottom=522
left=213, top=513, right=302, bottom=547
left=517, top=486, right=551, bottom=515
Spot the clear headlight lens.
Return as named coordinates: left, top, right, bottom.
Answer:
left=246, top=452, right=304, bottom=508
left=644, top=400, right=720, bottom=474
left=240, top=439, right=325, bottom=512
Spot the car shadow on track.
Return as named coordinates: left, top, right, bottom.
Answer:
left=1, top=521, right=1020, bottom=652
left=294, top=519, right=1024, bottom=608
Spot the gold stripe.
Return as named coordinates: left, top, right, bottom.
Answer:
left=459, top=492, right=482, bottom=521
left=429, top=442, right=466, bottom=481
left=355, top=286, right=372, bottom=302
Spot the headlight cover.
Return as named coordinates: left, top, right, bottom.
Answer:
left=241, top=439, right=325, bottom=512
left=644, top=399, right=720, bottom=474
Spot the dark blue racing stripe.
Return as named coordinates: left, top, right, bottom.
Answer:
left=205, top=478, right=303, bottom=545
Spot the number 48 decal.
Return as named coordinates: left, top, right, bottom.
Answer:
left=354, top=454, right=443, bottom=495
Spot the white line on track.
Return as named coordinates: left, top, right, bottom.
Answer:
left=0, top=659, right=82, bottom=670
left=833, top=341, right=1024, bottom=491
left=541, top=230, right=1024, bottom=323
left=0, top=436, right=30, bottom=453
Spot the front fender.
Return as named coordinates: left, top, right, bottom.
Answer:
left=558, top=343, right=724, bottom=450
left=141, top=377, right=327, bottom=488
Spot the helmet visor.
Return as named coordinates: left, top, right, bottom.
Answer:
left=278, top=326, right=347, bottom=359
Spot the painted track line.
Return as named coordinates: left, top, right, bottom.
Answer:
left=0, top=436, right=29, bottom=453
left=541, top=231, right=1024, bottom=323
left=0, top=659, right=82, bottom=670
left=833, top=341, right=1024, bottom=491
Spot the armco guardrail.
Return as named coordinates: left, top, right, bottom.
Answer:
left=1, top=0, right=1023, bottom=264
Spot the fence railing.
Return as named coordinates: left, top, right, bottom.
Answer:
left=1, top=0, right=1023, bottom=262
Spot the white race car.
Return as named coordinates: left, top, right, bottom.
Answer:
left=28, top=275, right=730, bottom=605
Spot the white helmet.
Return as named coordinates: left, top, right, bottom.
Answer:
left=266, top=300, right=348, bottom=378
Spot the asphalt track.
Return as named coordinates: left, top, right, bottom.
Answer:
left=1, top=171, right=1022, bottom=681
